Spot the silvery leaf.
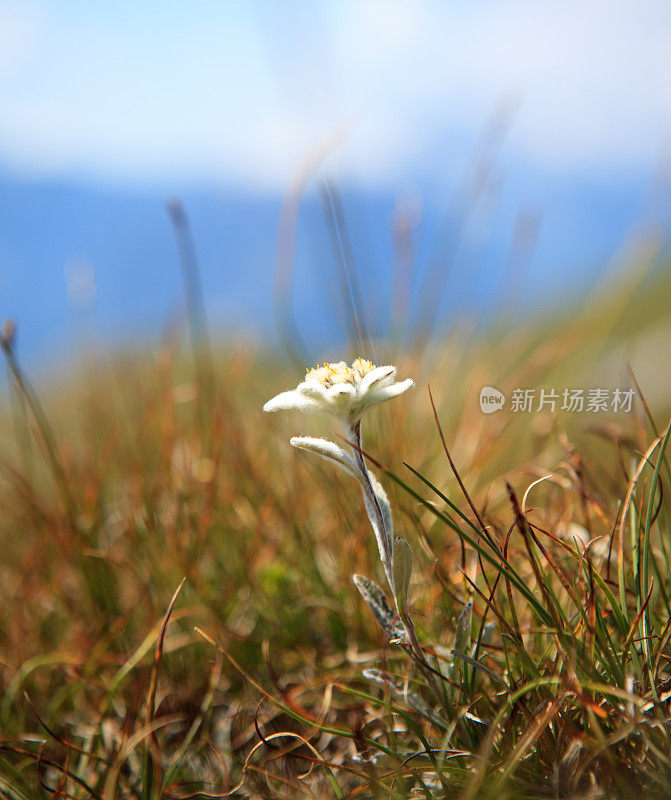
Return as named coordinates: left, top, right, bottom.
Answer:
left=367, top=472, right=393, bottom=551
left=290, top=436, right=361, bottom=480
left=362, top=668, right=447, bottom=730
left=392, top=537, right=413, bottom=611
left=353, top=574, right=404, bottom=639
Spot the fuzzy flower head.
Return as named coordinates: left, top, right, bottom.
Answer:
left=263, top=357, right=414, bottom=425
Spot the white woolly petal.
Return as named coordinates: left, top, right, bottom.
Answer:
left=263, top=390, right=320, bottom=413
left=369, top=379, right=415, bottom=405
left=290, top=436, right=361, bottom=479
left=359, top=365, right=396, bottom=395
left=296, top=380, right=330, bottom=401
left=326, top=382, right=356, bottom=400
left=374, top=372, right=397, bottom=390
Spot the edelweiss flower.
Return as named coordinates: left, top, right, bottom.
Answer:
left=263, top=356, right=433, bottom=688
left=263, top=357, right=414, bottom=424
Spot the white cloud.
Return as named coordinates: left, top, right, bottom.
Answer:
left=329, top=0, right=671, bottom=173
left=0, top=1, right=43, bottom=77
left=460, top=0, right=671, bottom=168
left=0, top=0, right=668, bottom=188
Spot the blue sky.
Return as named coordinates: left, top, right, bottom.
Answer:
left=0, top=1, right=670, bottom=371
left=1, top=0, right=669, bottom=190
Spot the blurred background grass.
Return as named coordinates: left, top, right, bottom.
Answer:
left=0, top=246, right=668, bottom=794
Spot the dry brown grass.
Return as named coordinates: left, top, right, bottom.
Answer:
left=0, top=264, right=669, bottom=798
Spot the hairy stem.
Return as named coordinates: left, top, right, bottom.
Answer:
left=349, top=419, right=444, bottom=700
left=350, top=420, right=394, bottom=587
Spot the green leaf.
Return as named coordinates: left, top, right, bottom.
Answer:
left=394, top=462, right=553, bottom=627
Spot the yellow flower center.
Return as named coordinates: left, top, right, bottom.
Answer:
left=306, top=357, right=375, bottom=388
